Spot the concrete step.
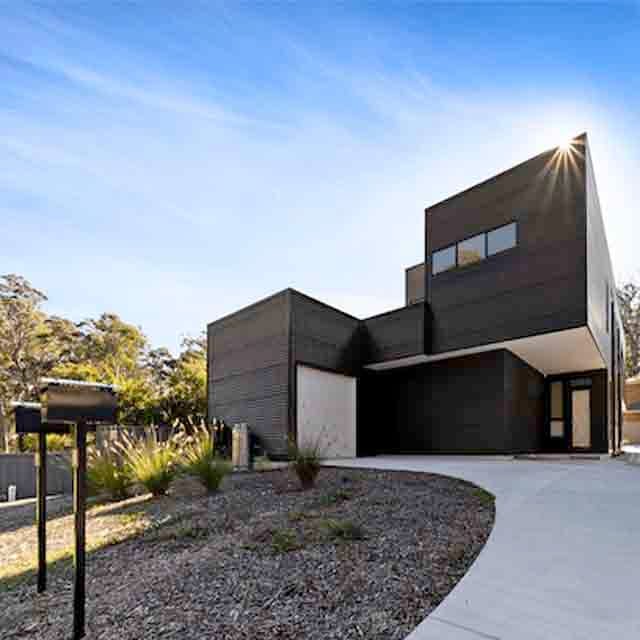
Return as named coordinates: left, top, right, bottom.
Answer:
left=513, top=453, right=608, bottom=462
left=621, top=445, right=640, bottom=465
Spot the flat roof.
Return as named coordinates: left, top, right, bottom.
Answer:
left=40, top=378, right=117, bottom=391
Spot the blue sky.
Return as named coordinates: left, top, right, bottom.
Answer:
left=2, top=2, right=639, bottom=353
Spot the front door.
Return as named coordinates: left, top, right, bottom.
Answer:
left=571, top=389, right=591, bottom=449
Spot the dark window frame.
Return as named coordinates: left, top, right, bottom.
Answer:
left=457, top=232, right=486, bottom=268
left=432, top=245, right=457, bottom=276
left=431, top=220, right=518, bottom=277
left=487, top=221, right=518, bottom=257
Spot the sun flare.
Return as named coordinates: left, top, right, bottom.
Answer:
left=558, top=136, right=574, bottom=152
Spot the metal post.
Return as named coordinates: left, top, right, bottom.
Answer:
left=73, top=422, right=87, bottom=640
left=36, top=431, right=47, bottom=592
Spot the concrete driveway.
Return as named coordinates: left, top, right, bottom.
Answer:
left=326, top=455, right=640, bottom=639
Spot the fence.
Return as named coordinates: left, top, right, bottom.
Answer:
left=0, top=453, right=72, bottom=501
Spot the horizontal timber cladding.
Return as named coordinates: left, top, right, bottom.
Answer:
left=503, top=350, right=546, bottom=452
left=363, top=350, right=545, bottom=454
left=362, top=303, right=425, bottom=365
left=405, top=263, right=426, bottom=306
left=290, top=290, right=362, bottom=376
left=289, top=291, right=362, bottom=446
left=208, top=290, right=291, bottom=458
left=426, top=139, right=587, bottom=354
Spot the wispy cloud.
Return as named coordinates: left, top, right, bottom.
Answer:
left=1, top=4, right=637, bottom=351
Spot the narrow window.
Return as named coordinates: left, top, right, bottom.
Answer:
left=487, top=222, right=517, bottom=256
left=432, top=246, right=456, bottom=275
left=605, top=284, right=610, bottom=333
left=457, top=233, right=485, bottom=267
left=550, top=381, right=564, bottom=438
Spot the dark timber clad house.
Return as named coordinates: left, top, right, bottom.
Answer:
left=208, top=134, right=625, bottom=459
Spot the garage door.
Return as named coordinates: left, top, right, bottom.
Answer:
left=296, top=365, right=356, bottom=459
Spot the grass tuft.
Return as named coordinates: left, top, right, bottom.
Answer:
left=117, top=431, right=179, bottom=497
left=180, top=424, right=231, bottom=493
left=470, top=487, right=495, bottom=507
left=87, top=445, right=132, bottom=501
left=270, top=528, right=301, bottom=553
left=288, top=436, right=324, bottom=490
left=322, top=518, right=365, bottom=541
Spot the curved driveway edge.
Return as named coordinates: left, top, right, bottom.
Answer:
left=325, top=455, right=640, bottom=640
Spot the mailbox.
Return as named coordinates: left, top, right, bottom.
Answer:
left=13, top=402, right=70, bottom=434
left=40, top=379, right=117, bottom=425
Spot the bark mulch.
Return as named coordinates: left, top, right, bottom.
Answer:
left=0, top=467, right=495, bottom=640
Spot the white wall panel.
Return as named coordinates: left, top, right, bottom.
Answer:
left=296, top=365, right=356, bottom=458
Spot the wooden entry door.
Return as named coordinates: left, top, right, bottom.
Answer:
left=571, top=389, right=591, bottom=449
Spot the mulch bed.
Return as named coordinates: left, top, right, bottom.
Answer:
left=0, top=467, right=494, bottom=640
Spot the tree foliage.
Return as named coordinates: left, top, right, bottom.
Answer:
left=0, top=274, right=207, bottom=449
left=617, top=281, right=640, bottom=378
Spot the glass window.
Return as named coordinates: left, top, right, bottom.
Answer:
left=487, top=222, right=517, bottom=256
left=432, top=246, right=456, bottom=275
left=457, top=234, right=485, bottom=267
left=550, top=381, right=563, bottom=419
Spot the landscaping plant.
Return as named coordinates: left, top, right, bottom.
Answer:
left=289, top=435, right=324, bottom=490
left=180, top=424, right=231, bottom=493
left=118, top=430, right=179, bottom=497
left=87, top=445, right=132, bottom=501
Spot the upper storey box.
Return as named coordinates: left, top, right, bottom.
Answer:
left=422, top=133, right=618, bottom=377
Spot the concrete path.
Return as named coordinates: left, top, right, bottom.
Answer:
left=326, top=455, right=640, bottom=639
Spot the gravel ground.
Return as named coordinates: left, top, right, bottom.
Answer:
left=0, top=467, right=494, bottom=640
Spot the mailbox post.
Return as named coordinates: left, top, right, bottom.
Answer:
left=40, top=379, right=117, bottom=640
left=12, top=401, right=68, bottom=594
left=72, top=421, right=87, bottom=638
left=36, top=429, right=47, bottom=592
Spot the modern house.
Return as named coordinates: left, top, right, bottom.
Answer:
left=207, top=134, right=624, bottom=459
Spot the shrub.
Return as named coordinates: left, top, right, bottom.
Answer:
left=289, top=436, right=324, bottom=490
left=118, top=431, right=179, bottom=497
left=180, top=424, right=231, bottom=493
left=271, top=528, right=300, bottom=553
left=323, top=518, right=365, bottom=541
left=87, top=446, right=132, bottom=501
left=15, top=433, right=71, bottom=452
left=318, top=488, right=352, bottom=507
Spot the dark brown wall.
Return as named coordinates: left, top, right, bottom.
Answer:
left=363, top=350, right=545, bottom=454
left=208, top=289, right=363, bottom=459
left=585, top=140, right=624, bottom=450
left=426, top=141, right=588, bottom=353
left=362, top=304, right=425, bottom=365
left=289, top=290, right=362, bottom=444
left=504, top=351, right=546, bottom=452
left=208, top=290, right=291, bottom=457
left=290, top=291, right=362, bottom=376
left=405, top=263, right=426, bottom=306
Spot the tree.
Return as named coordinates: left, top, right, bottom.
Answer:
left=53, top=313, right=157, bottom=425
left=0, top=274, right=209, bottom=440
left=0, top=275, right=77, bottom=451
left=160, top=335, right=207, bottom=430
left=617, top=281, right=640, bottom=378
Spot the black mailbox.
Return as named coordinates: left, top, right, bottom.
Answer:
left=13, top=402, right=70, bottom=434
left=40, top=379, right=117, bottom=425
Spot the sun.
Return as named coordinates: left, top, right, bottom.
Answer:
left=558, top=136, right=574, bottom=152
